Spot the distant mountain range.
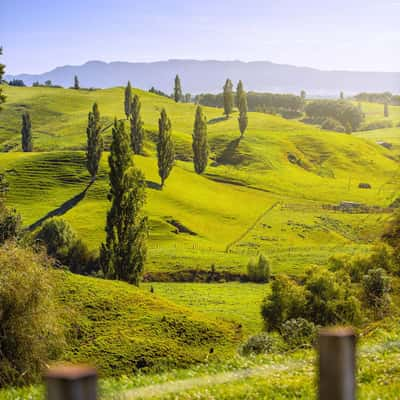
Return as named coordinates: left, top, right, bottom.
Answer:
left=5, top=60, right=400, bottom=95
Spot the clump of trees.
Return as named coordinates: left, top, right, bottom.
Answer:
left=304, top=100, right=364, bottom=132
left=8, top=79, right=25, bottom=87
left=261, top=267, right=361, bottom=332
left=86, top=102, right=103, bottom=179
left=21, top=111, right=33, bottom=152
left=100, top=120, right=148, bottom=285
left=149, top=86, right=170, bottom=98
left=354, top=92, right=400, bottom=105
left=192, top=105, right=208, bottom=174
left=247, top=254, right=270, bottom=283
left=174, top=75, right=182, bottom=102
left=157, top=109, right=175, bottom=188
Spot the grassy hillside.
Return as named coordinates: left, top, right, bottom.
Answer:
left=0, top=86, right=399, bottom=275
left=57, top=271, right=240, bottom=376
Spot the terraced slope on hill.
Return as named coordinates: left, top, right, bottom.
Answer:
left=0, top=86, right=399, bottom=275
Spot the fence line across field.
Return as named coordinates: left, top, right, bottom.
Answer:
left=45, top=327, right=356, bottom=400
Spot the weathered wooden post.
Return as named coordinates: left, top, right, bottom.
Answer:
left=45, top=365, right=97, bottom=400
left=318, top=327, right=356, bottom=400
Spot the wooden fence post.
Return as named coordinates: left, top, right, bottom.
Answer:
left=45, top=365, right=97, bottom=400
left=318, top=327, right=356, bottom=400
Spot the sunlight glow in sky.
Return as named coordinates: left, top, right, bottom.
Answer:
left=2, top=0, right=400, bottom=74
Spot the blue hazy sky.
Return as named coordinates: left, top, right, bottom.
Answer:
left=2, top=0, right=400, bottom=74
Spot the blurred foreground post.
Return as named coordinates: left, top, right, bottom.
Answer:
left=318, top=327, right=356, bottom=400
left=45, top=365, right=97, bottom=400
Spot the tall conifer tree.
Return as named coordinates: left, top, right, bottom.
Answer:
left=130, top=94, right=144, bottom=154
left=74, top=75, right=80, bottom=89
left=238, top=89, right=248, bottom=138
left=21, top=112, right=33, bottom=152
left=86, top=103, right=103, bottom=179
left=223, top=79, right=234, bottom=117
left=100, top=119, right=147, bottom=285
left=0, top=48, right=6, bottom=110
left=174, top=75, right=182, bottom=102
left=157, top=109, right=175, bottom=188
left=384, top=102, right=389, bottom=118
left=236, top=80, right=244, bottom=108
left=124, top=81, right=132, bottom=119
left=192, top=106, right=208, bottom=174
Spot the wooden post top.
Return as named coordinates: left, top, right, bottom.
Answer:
left=45, top=365, right=97, bottom=381
left=319, top=327, right=356, bottom=337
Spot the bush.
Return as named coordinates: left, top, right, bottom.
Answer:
left=362, top=268, right=391, bottom=310
left=0, top=243, right=63, bottom=386
left=35, top=218, right=97, bottom=274
left=0, top=203, right=21, bottom=244
left=239, top=332, right=281, bottom=356
left=247, top=254, right=271, bottom=283
left=261, top=275, right=307, bottom=331
left=321, top=117, right=345, bottom=132
left=36, top=218, right=77, bottom=258
left=280, top=318, right=316, bottom=348
left=67, top=239, right=98, bottom=274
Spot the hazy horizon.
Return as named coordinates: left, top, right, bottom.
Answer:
left=3, top=0, right=400, bottom=75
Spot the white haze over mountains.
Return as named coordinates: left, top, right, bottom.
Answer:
left=6, top=59, right=400, bottom=96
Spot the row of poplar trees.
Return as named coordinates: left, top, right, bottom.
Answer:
left=85, top=82, right=210, bottom=285
left=223, top=79, right=248, bottom=138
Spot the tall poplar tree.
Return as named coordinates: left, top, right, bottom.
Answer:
left=130, top=94, right=144, bottom=154
left=100, top=119, right=147, bottom=285
left=384, top=102, right=389, bottom=118
left=86, top=103, right=103, bottom=179
left=0, top=48, right=6, bottom=110
left=238, top=90, right=248, bottom=138
left=236, top=80, right=244, bottom=108
left=223, top=79, right=234, bottom=117
left=124, top=81, right=132, bottom=119
left=157, top=109, right=175, bottom=188
left=21, top=112, right=33, bottom=152
left=74, top=75, right=80, bottom=89
left=192, top=106, right=208, bottom=174
left=174, top=75, right=182, bottom=102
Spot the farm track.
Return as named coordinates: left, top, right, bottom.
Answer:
left=225, top=201, right=281, bottom=252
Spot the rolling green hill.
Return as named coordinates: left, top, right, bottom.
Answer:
left=0, top=86, right=399, bottom=276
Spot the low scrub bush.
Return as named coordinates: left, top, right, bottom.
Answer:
left=0, top=203, right=21, bottom=244
left=239, top=332, right=282, bottom=356
left=0, top=243, right=63, bottom=386
left=280, top=318, right=316, bottom=348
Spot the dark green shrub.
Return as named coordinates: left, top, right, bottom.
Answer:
left=239, top=332, right=281, bottom=356
left=36, top=218, right=77, bottom=258
left=261, top=275, right=307, bottom=331
left=321, top=117, right=345, bottom=132
left=303, top=267, right=361, bottom=326
left=280, top=318, right=316, bottom=348
left=0, top=243, right=64, bottom=386
left=247, top=254, right=271, bottom=283
left=362, top=268, right=391, bottom=310
left=67, top=239, right=98, bottom=274
left=0, top=204, right=21, bottom=244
